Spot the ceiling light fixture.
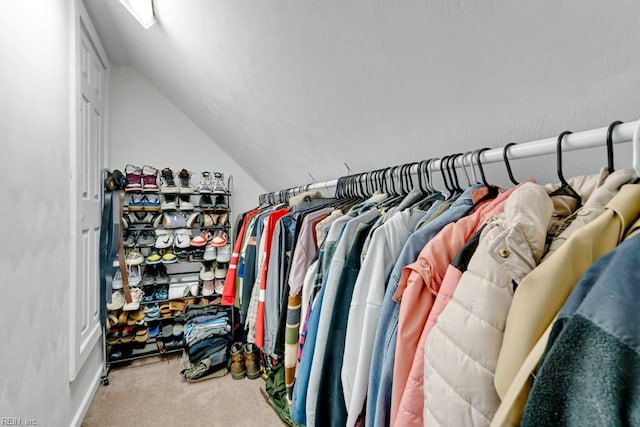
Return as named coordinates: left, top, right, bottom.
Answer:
left=118, top=0, right=156, bottom=30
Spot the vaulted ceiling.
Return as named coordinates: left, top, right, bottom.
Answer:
left=85, top=0, right=640, bottom=191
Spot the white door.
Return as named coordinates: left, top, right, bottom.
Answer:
left=69, top=10, right=108, bottom=381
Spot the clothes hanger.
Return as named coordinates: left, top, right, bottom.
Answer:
left=549, top=130, right=582, bottom=208
left=503, top=142, right=519, bottom=185
left=606, top=120, right=622, bottom=173
left=459, top=151, right=474, bottom=187
left=472, top=147, right=501, bottom=205
left=449, top=153, right=464, bottom=194
left=438, top=155, right=454, bottom=199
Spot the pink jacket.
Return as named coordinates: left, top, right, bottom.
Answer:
left=390, top=184, right=521, bottom=425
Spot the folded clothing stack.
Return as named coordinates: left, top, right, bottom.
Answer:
left=180, top=305, right=232, bottom=381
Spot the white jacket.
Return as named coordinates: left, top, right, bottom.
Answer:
left=423, top=183, right=552, bottom=426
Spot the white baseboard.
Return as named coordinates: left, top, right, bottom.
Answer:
left=69, top=363, right=103, bottom=427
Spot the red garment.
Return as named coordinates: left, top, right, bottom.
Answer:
left=222, top=209, right=259, bottom=306
left=255, top=208, right=290, bottom=348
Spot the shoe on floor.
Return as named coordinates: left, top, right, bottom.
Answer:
left=141, top=165, right=159, bottom=192
left=178, top=169, right=194, bottom=194
left=244, top=343, right=261, bottom=379
left=160, top=168, right=179, bottom=194
left=230, top=342, right=246, bottom=379
left=125, top=164, right=143, bottom=192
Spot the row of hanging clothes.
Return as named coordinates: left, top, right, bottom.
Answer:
left=221, top=122, right=640, bottom=427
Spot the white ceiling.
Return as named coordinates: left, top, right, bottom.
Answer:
left=85, top=0, right=640, bottom=192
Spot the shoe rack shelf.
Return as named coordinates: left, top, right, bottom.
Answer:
left=105, top=168, right=235, bottom=372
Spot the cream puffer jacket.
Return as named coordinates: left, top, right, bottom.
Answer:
left=423, top=183, right=553, bottom=426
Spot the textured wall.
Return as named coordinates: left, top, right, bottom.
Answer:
left=86, top=0, right=640, bottom=194
left=108, top=64, right=266, bottom=218
left=0, top=1, right=103, bottom=425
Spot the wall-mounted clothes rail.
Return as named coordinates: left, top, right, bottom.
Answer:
left=258, top=118, right=640, bottom=203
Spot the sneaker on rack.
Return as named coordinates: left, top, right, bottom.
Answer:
left=155, top=229, right=174, bottom=249
left=203, top=244, right=217, bottom=261
left=122, top=288, right=144, bottom=311
left=211, top=230, right=228, bottom=247
left=144, top=194, right=161, bottom=211
left=174, top=229, right=192, bottom=249
left=123, top=231, right=136, bottom=248
left=214, top=194, right=228, bottom=208
left=214, top=265, right=227, bottom=280
left=112, top=270, right=123, bottom=289
left=141, top=165, right=159, bottom=192
left=196, top=171, right=213, bottom=194
left=128, top=265, right=142, bottom=286
left=162, top=248, right=178, bottom=264
left=159, top=168, right=179, bottom=194
left=191, top=248, right=205, bottom=262
left=201, top=279, right=215, bottom=297
left=200, top=263, right=215, bottom=281
left=211, top=172, right=226, bottom=194
left=214, top=278, right=225, bottom=295
left=179, top=195, right=194, bottom=211
left=178, top=169, right=194, bottom=194
left=161, top=194, right=178, bottom=211
left=125, top=164, right=143, bottom=192
left=146, top=249, right=162, bottom=265
left=216, top=243, right=231, bottom=263
left=155, top=264, right=170, bottom=284
left=176, top=248, right=191, bottom=263
left=136, top=229, right=156, bottom=248
left=200, top=194, right=214, bottom=209
left=129, top=194, right=145, bottom=211
left=141, top=265, right=156, bottom=286
left=125, top=249, right=145, bottom=266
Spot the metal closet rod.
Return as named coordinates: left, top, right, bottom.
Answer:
left=260, top=119, right=639, bottom=199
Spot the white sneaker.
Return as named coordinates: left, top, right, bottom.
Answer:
left=214, top=278, right=225, bottom=295
left=161, top=195, right=178, bottom=211
left=216, top=244, right=231, bottom=263
left=122, top=288, right=144, bottom=311
left=200, top=263, right=215, bottom=281
left=179, top=196, right=194, bottom=211
left=211, top=172, right=227, bottom=194
left=155, top=229, right=174, bottom=249
left=196, top=171, right=213, bottom=194
left=112, top=270, right=123, bottom=289
left=174, top=229, right=192, bottom=249
left=214, top=265, right=227, bottom=279
left=203, top=245, right=217, bottom=261
left=107, top=290, right=125, bottom=311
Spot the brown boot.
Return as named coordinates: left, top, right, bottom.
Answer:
left=244, top=343, right=261, bottom=379
left=230, top=342, right=246, bottom=380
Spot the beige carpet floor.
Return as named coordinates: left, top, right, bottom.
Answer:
left=83, top=355, right=285, bottom=427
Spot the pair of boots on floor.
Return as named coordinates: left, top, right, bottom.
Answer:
left=230, top=342, right=260, bottom=380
